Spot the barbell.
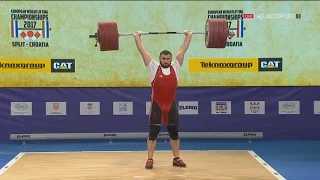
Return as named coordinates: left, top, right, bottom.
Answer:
left=89, top=18, right=237, bottom=51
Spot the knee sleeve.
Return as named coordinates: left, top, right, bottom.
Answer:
left=148, top=125, right=161, bottom=141
left=167, top=124, right=179, bottom=140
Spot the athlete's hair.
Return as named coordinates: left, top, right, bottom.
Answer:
left=159, top=50, right=172, bottom=57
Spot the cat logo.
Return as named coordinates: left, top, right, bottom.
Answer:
left=51, top=59, right=75, bottom=73
left=258, top=58, right=282, bottom=72
left=54, top=62, right=72, bottom=70
left=261, top=61, right=280, bottom=68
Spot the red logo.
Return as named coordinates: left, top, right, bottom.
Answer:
left=244, top=13, right=254, bottom=19
left=87, top=103, right=92, bottom=110
left=249, top=102, right=260, bottom=113
left=53, top=103, right=59, bottom=111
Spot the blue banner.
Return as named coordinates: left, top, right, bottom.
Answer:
left=0, top=87, right=320, bottom=142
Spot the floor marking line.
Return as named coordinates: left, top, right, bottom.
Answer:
left=0, top=153, right=25, bottom=176
left=248, top=150, right=286, bottom=180
left=20, top=150, right=252, bottom=153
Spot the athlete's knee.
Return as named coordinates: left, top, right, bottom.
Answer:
left=167, top=124, right=179, bottom=140
left=148, top=124, right=161, bottom=141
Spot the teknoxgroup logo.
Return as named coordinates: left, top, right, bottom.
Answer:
left=258, top=58, right=283, bottom=72
left=51, top=59, right=75, bottom=73
left=0, top=58, right=50, bottom=73
left=0, top=62, right=45, bottom=70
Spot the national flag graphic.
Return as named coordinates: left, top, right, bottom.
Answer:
left=11, top=20, right=19, bottom=38
left=237, top=20, right=245, bottom=37
left=42, top=20, right=50, bottom=38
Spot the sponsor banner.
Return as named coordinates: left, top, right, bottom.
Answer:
left=278, top=101, right=300, bottom=114
left=3, top=86, right=320, bottom=142
left=51, top=59, right=75, bottom=73
left=10, top=102, right=32, bottom=116
left=80, top=102, right=100, bottom=115
left=46, top=102, right=67, bottom=115
left=1, top=3, right=316, bottom=86
left=10, top=132, right=263, bottom=140
left=314, top=101, right=320, bottom=114
left=0, top=58, right=51, bottom=72
left=178, top=101, right=199, bottom=115
left=113, top=102, right=133, bottom=115
left=0, top=58, right=75, bottom=73
left=188, top=58, right=258, bottom=72
left=258, top=58, right=283, bottom=72
left=211, top=101, right=231, bottom=114
left=244, top=101, right=265, bottom=114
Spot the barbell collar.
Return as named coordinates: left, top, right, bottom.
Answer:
left=89, top=35, right=97, bottom=38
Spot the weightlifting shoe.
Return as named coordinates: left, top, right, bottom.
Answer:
left=145, top=158, right=154, bottom=169
left=172, top=157, right=186, bottom=167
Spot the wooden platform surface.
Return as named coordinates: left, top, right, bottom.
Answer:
left=0, top=151, right=284, bottom=180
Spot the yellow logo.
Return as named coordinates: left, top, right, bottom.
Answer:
left=188, top=58, right=259, bottom=72
left=0, top=58, right=51, bottom=72
left=60, top=66, right=68, bottom=69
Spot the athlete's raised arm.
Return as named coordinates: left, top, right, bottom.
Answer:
left=133, top=31, right=152, bottom=66
left=175, top=30, right=193, bottom=66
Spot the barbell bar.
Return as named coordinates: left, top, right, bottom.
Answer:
left=89, top=18, right=238, bottom=51
left=89, top=32, right=207, bottom=39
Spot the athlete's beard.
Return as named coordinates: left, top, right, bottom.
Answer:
left=160, top=63, right=170, bottom=68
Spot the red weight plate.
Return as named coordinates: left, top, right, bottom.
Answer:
left=218, top=19, right=228, bottom=48
left=205, top=18, right=217, bottom=48
left=98, top=20, right=119, bottom=51
left=205, top=19, right=213, bottom=48
left=212, top=18, right=220, bottom=48
left=216, top=19, right=222, bottom=48
left=206, top=18, right=223, bottom=48
left=98, top=21, right=108, bottom=51
left=110, top=21, right=119, bottom=51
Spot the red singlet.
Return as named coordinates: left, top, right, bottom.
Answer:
left=151, top=65, right=178, bottom=124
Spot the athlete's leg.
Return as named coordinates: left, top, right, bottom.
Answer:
left=167, top=101, right=186, bottom=167
left=147, top=125, right=160, bottom=159
left=145, top=101, right=162, bottom=169
left=167, top=123, right=180, bottom=158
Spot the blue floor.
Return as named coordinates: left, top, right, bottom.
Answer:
left=0, top=139, right=319, bottom=180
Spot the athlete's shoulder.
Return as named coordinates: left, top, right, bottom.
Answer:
left=171, top=59, right=182, bottom=68
left=147, top=59, right=159, bottom=67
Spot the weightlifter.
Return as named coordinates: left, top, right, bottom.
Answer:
left=133, top=30, right=193, bottom=169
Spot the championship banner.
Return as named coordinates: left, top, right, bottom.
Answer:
left=188, top=58, right=282, bottom=72
left=0, top=1, right=317, bottom=87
